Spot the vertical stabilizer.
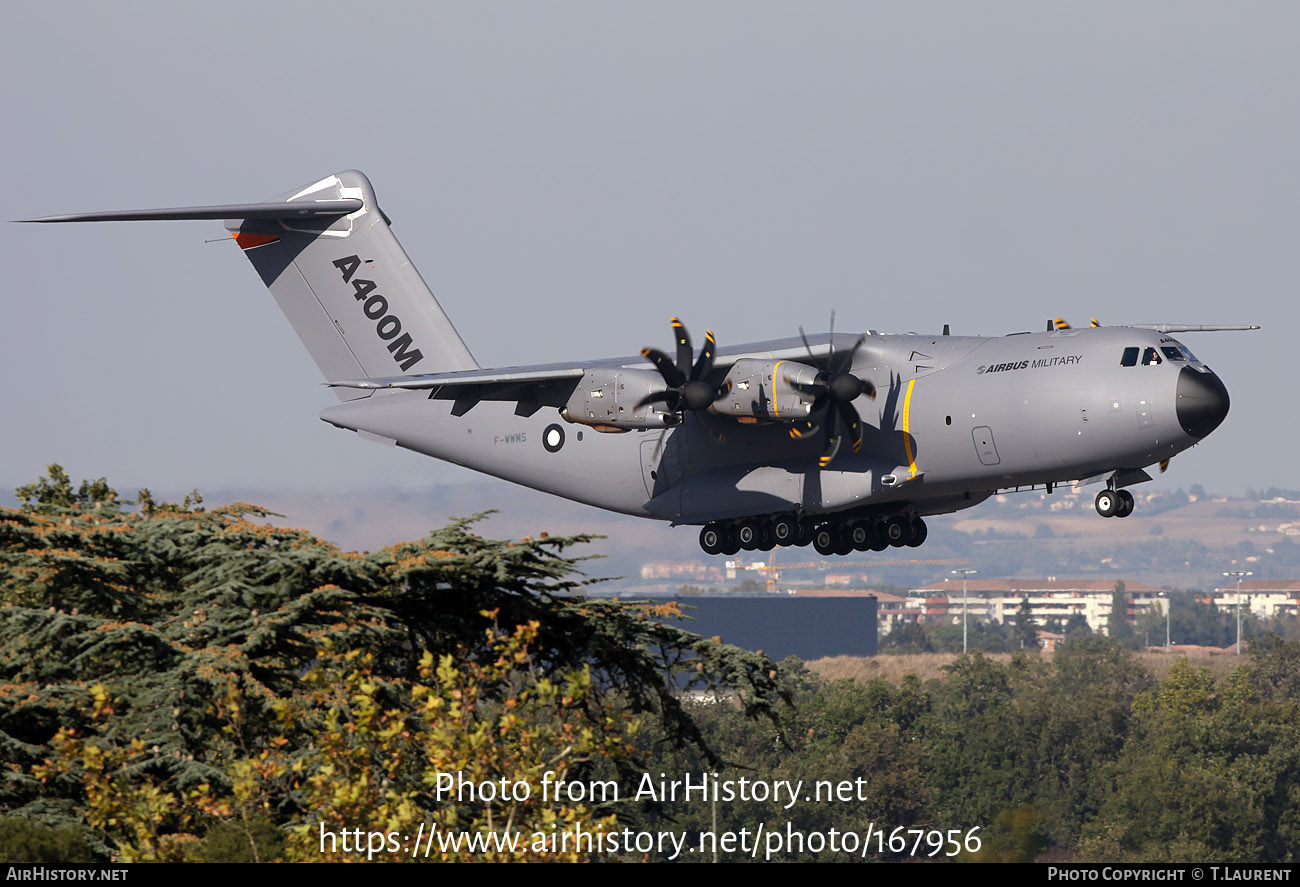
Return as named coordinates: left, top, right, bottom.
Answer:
left=225, top=171, right=477, bottom=400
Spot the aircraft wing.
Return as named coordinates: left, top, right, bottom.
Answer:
left=1126, top=324, right=1260, bottom=333
left=326, top=334, right=854, bottom=414
left=327, top=336, right=853, bottom=389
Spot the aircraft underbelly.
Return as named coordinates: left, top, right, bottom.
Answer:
left=320, top=394, right=658, bottom=516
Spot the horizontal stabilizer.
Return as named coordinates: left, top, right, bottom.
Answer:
left=18, top=199, right=363, bottom=223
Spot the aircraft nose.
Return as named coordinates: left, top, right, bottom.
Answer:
left=1176, top=366, right=1230, bottom=439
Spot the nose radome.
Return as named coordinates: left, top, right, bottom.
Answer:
left=1176, top=366, right=1230, bottom=439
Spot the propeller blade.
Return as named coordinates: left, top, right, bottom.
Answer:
left=635, top=389, right=679, bottom=410
left=818, top=434, right=843, bottom=468
left=837, top=401, right=863, bottom=453
left=672, top=317, right=693, bottom=379
left=838, top=334, right=867, bottom=374
left=827, top=310, right=836, bottom=366
left=641, top=347, right=686, bottom=388
left=784, top=375, right=827, bottom=398
left=692, top=329, right=717, bottom=381
left=798, top=325, right=816, bottom=363
left=789, top=419, right=819, bottom=440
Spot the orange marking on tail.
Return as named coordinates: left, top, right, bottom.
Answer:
left=232, top=232, right=279, bottom=250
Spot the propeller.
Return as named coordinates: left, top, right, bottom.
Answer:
left=637, top=317, right=730, bottom=423
left=786, top=312, right=877, bottom=467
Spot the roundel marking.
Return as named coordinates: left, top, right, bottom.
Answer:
left=543, top=423, right=565, bottom=453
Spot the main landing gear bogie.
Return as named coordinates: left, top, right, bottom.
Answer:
left=1095, top=488, right=1135, bottom=519
left=699, top=512, right=928, bottom=557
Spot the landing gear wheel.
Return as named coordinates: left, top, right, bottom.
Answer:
left=1095, top=490, right=1119, bottom=518
left=812, top=524, right=837, bottom=556
left=884, top=515, right=909, bottom=548
left=770, top=514, right=798, bottom=547
left=1115, top=489, right=1135, bottom=518
left=870, top=519, right=889, bottom=551
left=905, top=517, right=928, bottom=548
left=795, top=518, right=815, bottom=547
left=834, top=528, right=855, bottom=557
left=736, top=519, right=761, bottom=550
left=721, top=525, right=741, bottom=556
left=846, top=520, right=873, bottom=552
left=699, top=523, right=725, bottom=555
left=757, top=523, right=776, bottom=551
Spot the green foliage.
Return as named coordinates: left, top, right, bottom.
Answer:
left=1079, top=651, right=1300, bottom=862
left=8, top=466, right=1300, bottom=863
left=0, top=815, right=100, bottom=863
left=1, top=466, right=785, bottom=860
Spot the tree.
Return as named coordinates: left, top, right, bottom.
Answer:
left=1012, top=597, right=1038, bottom=650
left=1107, top=581, right=1136, bottom=647
left=2, top=466, right=788, bottom=859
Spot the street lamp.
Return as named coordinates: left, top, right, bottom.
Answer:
left=952, top=569, right=978, bottom=654
left=1223, top=571, right=1252, bottom=654
left=1158, top=591, right=1170, bottom=652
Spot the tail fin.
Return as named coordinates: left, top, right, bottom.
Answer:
left=25, top=170, right=478, bottom=401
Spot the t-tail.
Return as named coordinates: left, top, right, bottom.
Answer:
left=22, top=170, right=478, bottom=400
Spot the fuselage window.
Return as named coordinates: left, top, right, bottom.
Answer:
left=1161, top=346, right=1187, bottom=361
left=1120, top=347, right=1139, bottom=367
left=1142, top=347, right=1162, bottom=366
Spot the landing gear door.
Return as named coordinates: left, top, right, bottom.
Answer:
left=641, top=433, right=682, bottom=498
left=972, top=426, right=1001, bottom=466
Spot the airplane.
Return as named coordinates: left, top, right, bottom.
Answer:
left=23, top=170, right=1256, bottom=557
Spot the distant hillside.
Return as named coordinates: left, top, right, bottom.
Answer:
left=6, top=475, right=1298, bottom=592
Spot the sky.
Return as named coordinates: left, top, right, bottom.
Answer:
left=3, top=2, right=1297, bottom=505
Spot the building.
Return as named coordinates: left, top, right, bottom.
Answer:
left=1209, top=579, right=1300, bottom=620
left=907, top=577, right=1166, bottom=635
left=597, top=590, right=879, bottom=659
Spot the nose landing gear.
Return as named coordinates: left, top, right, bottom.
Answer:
left=1095, top=488, right=1135, bottom=518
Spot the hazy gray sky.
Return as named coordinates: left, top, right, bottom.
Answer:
left=4, top=2, right=1295, bottom=498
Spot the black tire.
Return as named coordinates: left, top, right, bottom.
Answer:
left=906, top=517, right=928, bottom=547
left=847, top=520, right=873, bottom=552
left=885, top=515, right=909, bottom=547
left=812, top=525, right=837, bottom=556
left=1095, top=490, right=1119, bottom=518
left=795, top=518, right=815, bottom=547
left=1115, top=489, right=1135, bottom=518
left=870, top=519, right=889, bottom=551
left=771, top=514, right=798, bottom=546
left=757, top=523, right=776, bottom=551
left=736, top=519, right=760, bottom=550
left=699, top=523, right=725, bottom=555
left=721, top=528, right=741, bottom=556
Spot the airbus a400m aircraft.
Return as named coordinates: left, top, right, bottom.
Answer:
left=27, top=171, right=1255, bottom=557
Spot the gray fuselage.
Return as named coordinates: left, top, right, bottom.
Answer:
left=319, top=324, right=1226, bottom=526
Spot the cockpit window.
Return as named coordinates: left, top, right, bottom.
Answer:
left=1161, top=346, right=1187, bottom=362
left=1120, top=347, right=1139, bottom=367
left=1142, top=347, right=1162, bottom=366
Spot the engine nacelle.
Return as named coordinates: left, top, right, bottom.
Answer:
left=712, top=358, right=819, bottom=421
left=560, top=368, right=677, bottom=431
